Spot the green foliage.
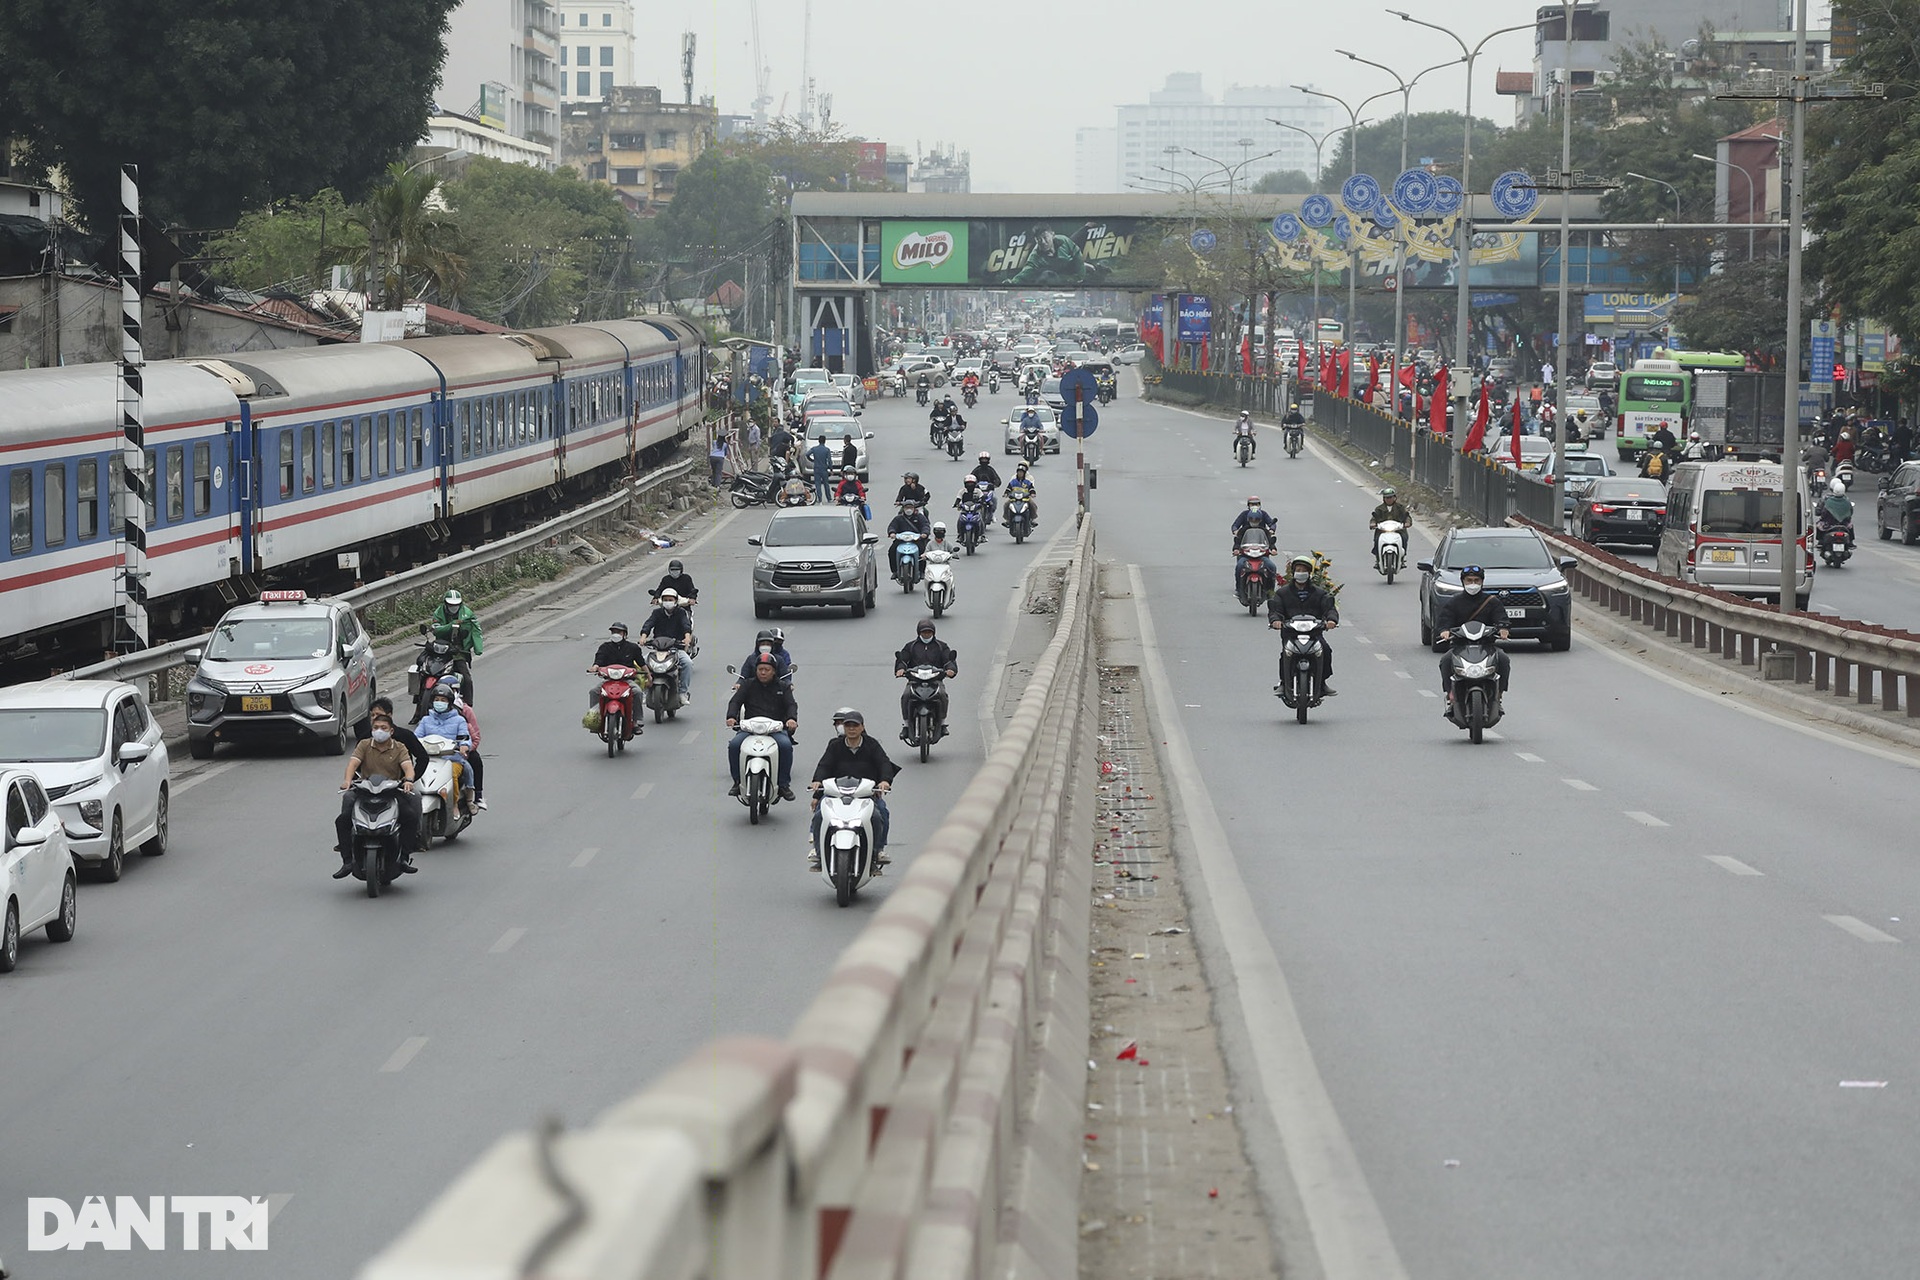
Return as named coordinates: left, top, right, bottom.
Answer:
left=204, top=190, right=367, bottom=292
left=0, top=0, right=458, bottom=231
left=444, top=159, right=635, bottom=326
left=357, top=163, right=466, bottom=314
left=636, top=150, right=777, bottom=277
left=1321, top=113, right=1500, bottom=185
left=1673, top=259, right=1790, bottom=355
left=1251, top=169, right=1317, bottom=194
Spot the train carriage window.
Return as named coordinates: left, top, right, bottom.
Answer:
left=411, top=409, right=425, bottom=467
left=496, top=396, right=507, bottom=448
left=194, top=441, right=214, bottom=511
left=318, top=425, right=334, bottom=490
left=299, top=428, right=315, bottom=494
left=387, top=412, right=402, bottom=473
left=279, top=432, right=294, bottom=497
left=341, top=421, right=357, bottom=482
left=377, top=414, right=390, bottom=477
left=10, top=468, right=31, bottom=553
left=43, top=464, right=65, bottom=547
left=360, top=417, right=374, bottom=481
left=166, top=446, right=186, bottom=520
left=144, top=449, right=157, bottom=525
left=454, top=401, right=469, bottom=458
left=78, top=461, right=98, bottom=540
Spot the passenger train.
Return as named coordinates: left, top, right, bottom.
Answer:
left=0, top=318, right=707, bottom=661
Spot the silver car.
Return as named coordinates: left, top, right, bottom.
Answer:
left=830, top=373, right=868, bottom=409
left=748, top=508, right=881, bottom=619
left=184, top=591, right=378, bottom=757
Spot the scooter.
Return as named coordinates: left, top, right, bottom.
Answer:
left=728, top=469, right=784, bottom=508
left=987, top=373, right=1001, bottom=395
left=589, top=663, right=640, bottom=756
left=1236, top=544, right=1276, bottom=616
left=1004, top=494, right=1035, bottom=544
left=414, top=733, right=473, bottom=844
left=1443, top=620, right=1506, bottom=744
left=776, top=474, right=813, bottom=507
left=408, top=632, right=467, bottom=718
left=643, top=636, right=684, bottom=722
left=347, top=777, right=405, bottom=898
left=893, top=530, right=924, bottom=592
left=946, top=422, right=967, bottom=461
left=963, top=386, right=979, bottom=409
left=902, top=665, right=949, bottom=763
left=923, top=543, right=956, bottom=617
left=734, top=715, right=785, bottom=824
left=815, top=775, right=880, bottom=907
left=957, top=499, right=985, bottom=555
left=1272, top=616, right=1330, bottom=724
left=1375, top=520, right=1407, bottom=583
left=929, top=412, right=953, bottom=448
left=916, top=384, right=931, bottom=407
left=1818, top=517, right=1855, bottom=567
left=1284, top=424, right=1305, bottom=458
left=1236, top=434, right=1254, bottom=467
left=1021, top=422, right=1045, bottom=464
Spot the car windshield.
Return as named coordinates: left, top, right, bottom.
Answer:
left=1443, top=535, right=1552, bottom=570
left=205, top=616, right=334, bottom=660
left=1041, top=379, right=1062, bottom=395
left=1623, top=374, right=1685, bottom=405
left=1701, top=489, right=1784, bottom=535
left=0, top=708, right=107, bottom=764
left=765, top=515, right=855, bottom=547
left=1590, top=479, right=1663, bottom=500
left=1563, top=456, right=1608, bottom=474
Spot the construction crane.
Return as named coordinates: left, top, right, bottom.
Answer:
left=747, top=0, right=773, bottom=124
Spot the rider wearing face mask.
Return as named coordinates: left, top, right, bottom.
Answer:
left=1266, top=555, right=1339, bottom=696
left=1232, top=410, right=1257, bottom=457
left=335, top=710, right=420, bottom=877
left=1434, top=565, right=1512, bottom=709
left=414, top=691, right=477, bottom=818
left=1369, top=487, right=1412, bottom=564
left=640, top=590, right=696, bottom=702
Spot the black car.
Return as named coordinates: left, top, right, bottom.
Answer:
left=1875, top=461, right=1920, bottom=544
left=1574, top=477, right=1667, bottom=548
left=1418, top=527, right=1577, bottom=651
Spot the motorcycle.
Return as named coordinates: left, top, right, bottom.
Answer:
left=415, top=733, right=473, bottom=844
left=590, top=663, right=640, bottom=756
left=643, top=636, right=685, bottom=723
left=1819, top=519, right=1854, bottom=567
left=957, top=499, right=985, bottom=555
left=893, top=530, right=924, bottom=592
left=733, top=715, right=786, bottom=824
left=945, top=422, right=967, bottom=460
left=902, top=665, right=949, bottom=763
left=1236, top=433, right=1254, bottom=468
left=347, top=776, right=405, bottom=898
left=963, top=386, right=979, bottom=409
left=776, top=474, right=813, bottom=507
left=1284, top=423, right=1305, bottom=459
left=1443, top=620, right=1506, bottom=744
left=916, top=384, right=931, bottom=407
left=1855, top=440, right=1892, bottom=473
left=814, top=776, right=881, bottom=906
left=1235, top=544, right=1276, bottom=616
left=1273, top=616, right=1330, bottom=724
left=728, top=469, right=783, bottom=509
left=929, top=412, right=953, bottom=448
left=1004, top=494, right=1035, bottom=544
left=1021, top=422, right=1045, bottom=464
left=1375, top=520, right=1406, bottom=584
left=923, top=544, right=956, bottom=617
left=408, top=631, right=468, bottom=718
left=987, top=373, right=1001, bottom=395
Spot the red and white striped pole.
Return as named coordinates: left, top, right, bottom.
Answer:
left=117, top=163, right=149, bottom=652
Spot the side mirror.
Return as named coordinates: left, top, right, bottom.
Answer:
left=1416, top=560, right=1435, bottom=573
left=864, top=432, right=875, bottom=440
left=117, top=741, right=153, bottom=767
left=12, top=825, right=47, bottom=848
left=183, top=648, right=203, bottom=665
left=860, top=534, right=881, bottom=546
left=1558, top=557, right=1578, bottom=571
left=725, top=664, right=739, bottom=675
left=746, top=536, right=764, bottom=547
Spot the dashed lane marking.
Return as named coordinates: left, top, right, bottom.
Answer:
left=680, top=729, right=701, bottom=745
left=1417, top=689, right=1438, bottom=698
left=1705, top=855, right=1763, bottom=876
left=631, top=781, right=655, bottom=801
left=1824, top=915, right=1900, bottom=943
left=570, top=846, right=599, bottom=868
left=379, top=1036, right=429, bottom=1073
left=488, top=927, right=526, bottom=954
left=1562, top=778, right=1598, bottom=792
left=1624, top=811, right=1670, bottom=827
left=1516, top=752, right=1546, bottom=763
left=1393, top=671, right=1411, bottom=679
left=171, top=760, right=240, bottom=795
left=1373, top=652, right=1392, bottom=661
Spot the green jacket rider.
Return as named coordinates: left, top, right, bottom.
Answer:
left=430, top=589, right=484, bottom=656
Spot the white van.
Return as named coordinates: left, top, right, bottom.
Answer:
left=1656, top=461, right=1813, bottom=607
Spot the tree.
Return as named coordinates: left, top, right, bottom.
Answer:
left=0, top=0, right=458, bottom=232
left=204, top=190, right=367, bottom=293
left=636, top=150, right=777, bottom=283
left=443, top=159, right=635, bottom=326
left=356, top=163, right=466, bottom=313
left=1320, top=112, right=1501, bottom=186
left=1673, top=259, right=1789, bottom=354
left=1251, top=169, right=1317, bottom=194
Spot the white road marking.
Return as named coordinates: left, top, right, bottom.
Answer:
left=1127, top=564, right=1410, bottom=1280
left=1624, top=811, right=1670, bottom=827
left=170, top=760, right=240, bottom=795
left=1516, top=752, right=1546, bottom=763
left=1839, top=1080, right=1889, bottom=1088
left=1373, top=652, right=1392, bottom=661
left=1393, top=670, right=1411, bottom=679
left=379, top=1036, right=429, bottom=1073
left=679, top=729, right=701, bottom=745
left=1562, top=778, right=1598, bottom=792
left=488, top=927, right=526, bottom=954
left=1417, top=689, right=1438, bottom=698
left=1354, top=635, right=1373, bottom=645
left=570, top=846, right=599, bottom=868
left=631, top=781, right=655, bottom=801
left=1704, top=855, right=1763, bottom=876
left=1824, top=914, right=1900, bottom=943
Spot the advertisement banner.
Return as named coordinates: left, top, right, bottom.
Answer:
left=1809, top=320, right=1835, bottom=388
left=1584, top=292, right=1677, bottom=325
left=880, top=221, right=971, bottom=284
left=970, top=217, right=1149, bottom=288
left=1265, top=219, right=1539, bottom=289
left=1176, top=294, right=1212, bottom=344
left=1862, top=325, right=1888, bottom=373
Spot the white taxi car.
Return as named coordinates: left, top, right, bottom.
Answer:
left=3, top=767, right=79, bottom=972
left=184, top=591, right=378, bottom=758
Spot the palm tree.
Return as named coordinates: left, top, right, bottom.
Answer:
left=355, top=161, right=466, bottom=312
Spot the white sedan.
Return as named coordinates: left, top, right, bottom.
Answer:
left=3, top=767, right=79, bottom=971
left=1003, top=406, right=1063, bottom=455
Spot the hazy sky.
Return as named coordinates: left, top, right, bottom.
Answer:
left=628, top=0, right=1825, bottom=191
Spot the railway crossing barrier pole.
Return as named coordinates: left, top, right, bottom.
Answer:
left=117, top=162, right=149, bottom=653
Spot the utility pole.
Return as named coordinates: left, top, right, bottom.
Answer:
left=116, top=163, right=149, bottom=654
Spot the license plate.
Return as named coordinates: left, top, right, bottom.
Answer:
left=790, top=584, right=823, bottom=593
left=241, top=695, right=272, bottom=712
left=1505, top=607, right=1528, bottom=619
left=1709, top=548, right=1737, bottom=564
left=1625, top=509, right=1644, bottom=521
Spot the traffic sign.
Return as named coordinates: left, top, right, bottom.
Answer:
left=1058, top=366, right=1101, bottom=403
left=1061, top=403, right=1098, bottom=440
left=1057, top=366, right=1102, bottom=440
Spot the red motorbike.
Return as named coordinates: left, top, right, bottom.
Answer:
left=1235, top=544, right=1277, bottom=616
left=593, top=664, right=641, bottom=757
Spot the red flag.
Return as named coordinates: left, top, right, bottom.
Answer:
left=1115, top=1040, right=1139, bottom=1062
left=1338, top=349, right=1352, bottom=397
left=1462, top=379, right=1490, bottom=452
left=1363, top=355, right=1379, bottom=404
left=1241, top=334, right=1252, bottom=375
left=1297, top=340, right=1309, bottom=383
left=1429, top=366, right=1449, bottom=436
left=1510, top=396, right=1524, bottom=465
left=1397, top=361, right=1415, bottom=389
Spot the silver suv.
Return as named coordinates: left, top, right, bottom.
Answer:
left=749, top=508, right=881, bottom=619
left=184, top=591, right=378, bottom=758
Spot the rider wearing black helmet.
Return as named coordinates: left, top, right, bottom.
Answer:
left=1434, top=565, right=1511, bottom=710
left=653, top=558, right=698, bottom=607
left=1266, top=555, right=1339, bottom=696
left=588, top=621, right=647, bottom=727
left=895, top=471, right=931, bottom=508
left=894, top=617, right=958, bottom=741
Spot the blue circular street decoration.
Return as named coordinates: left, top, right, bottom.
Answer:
left=1490, top=170, right=1540, bottom=219
left=1432, top=175, right=1464, bottom=216
left=1391, top=168, right=1438, bottom=216
left=1331, top=213, right=1352, bottom=243
left=1300, top=194, right=1335, bottom=228
left=1341, top=173, right=1381, bottom=214
left=1370, top=202, right=1400, bottom=231
left=1190, top=227, right=1218, bottom=254
left=1271, top=213, right=1302, bottom=243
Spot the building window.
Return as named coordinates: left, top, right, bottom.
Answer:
left=656, top=130, right=676, bottom=149
left=599, top=45, right=612, bottom=66
left=78, top=460, right=98, bottom=540
left=560, top=45, right=567, bottom=65
left=614, top=167, right=641, bottom=185
left=576, top=45, right=589, bottom=66
left=577, top=71, right=591, bottom=96
left=600, top=71, right=613, bottom=96
left=603, top=11, right=611, bottom=24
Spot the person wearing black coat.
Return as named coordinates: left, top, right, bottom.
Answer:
left=1266, top=556, right=1340, bottom=695
left=725, top=659, right=799, bottom=797
left=894, top=619, right=958, bottom=736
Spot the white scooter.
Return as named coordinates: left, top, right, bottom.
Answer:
left=415, top=733, right=473, bottom=845
left=1374, top=520, right=1406, bottom=584
left=815, top=775, right=880, bottom=907
left=735, top=715, right=785, bottom=824
left=923, top=542, right=957, bottom=617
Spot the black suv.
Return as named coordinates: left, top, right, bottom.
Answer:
left=1875, top=461, right=1920, bottom=544
left=1418, top=527, right=1578, bottom=651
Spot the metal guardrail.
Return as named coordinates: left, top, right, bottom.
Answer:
left=359, top=518, right=1101, bottom=1280
left=60, top=459, right=700, bottom=686
left=1517, top=516, right=1920, bottom=716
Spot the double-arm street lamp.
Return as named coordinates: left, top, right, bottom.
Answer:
left=1293, top=84, right=1399, bottom=367
left=1268, top=118, right=1365, bottom=366
left=1691, top=152, right=1757, bottom=262
left=1625, top=170, right=1684, bottom=311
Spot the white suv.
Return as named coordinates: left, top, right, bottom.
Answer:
left=0, top=681, right=170, bottom=882
left=2, top=767, right=79, bottom=971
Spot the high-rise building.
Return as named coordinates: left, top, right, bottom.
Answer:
left=1075, top=127, right=1119, bottom=194
left=1090, top=75, right=1336, bottom=195
left=440, top=0, right=562, bottom=162
left=554, top=0, right=635, bottom=107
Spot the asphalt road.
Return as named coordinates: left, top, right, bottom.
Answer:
left=1101, top=394, right=1920, bottom=1279
left=0, top=387, right=1072, bottom=1278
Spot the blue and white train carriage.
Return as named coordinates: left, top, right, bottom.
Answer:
left=0, top=318, right=705, bottom=659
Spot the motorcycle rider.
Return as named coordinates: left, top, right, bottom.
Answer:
left=1682, top=431, right=1709, bottom=461
left=954, top=474, right=989, bottom=540
left=887, top=501, right=933, bottom=578
left=1229, top=495, right=1280, bottom=591
left=1002, top=461, right=1039, bottom=528
left=971, top=451, right=1003, bottom=524
left=928, top=520, right=952, bottom=554
left=767, top=420, right=796, bottom=470
left=334, top=707, right=420, bottom=878
left=895, top=617, right=959, bottom=742
left=1369, top=487, right=1412, bottom=564
left=427, top=589, right=483, bottom=701
left=1266, top=554, right=1339, bottom=696
left=1817, top=476, right=1855, bottom=554
left=1232, top=410, right=1258, bottom=458
left=833, top=466, right=870, bottom=518
left=1434, top=565, right=1512, bottom=713
left=895, top=470, right=931, bottom=508
left=1016, top=402, right=1047, bottom=449
left=734, top=626, right=794, bottom=685
left=639, top=589, right=696, bottom=703
left=808, top=708, right=899, bottom=872
left=726, top=656, right=799, bottom=801
left=413, top=689, right=476, bottom=819
left=652, top=558, right=699, bottom=609
left=362, top=697, right=431, bottom=849
left=916, top=371, right=933, bottom=404
left=589, top=622, right=647, bottom=734
left=1281, top=401, right=1307, bottom=448
left=436, top=674, right=486, bottom=811
left=807, top=433, right=835, bottom=504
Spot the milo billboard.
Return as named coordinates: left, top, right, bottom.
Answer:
left=880, top=221, right=970, bottom=284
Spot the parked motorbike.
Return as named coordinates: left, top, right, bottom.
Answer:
left=893, top=530, right=924, bottom=592
left=414, top=733, right=472, bottom=845
left=409, top=631, right=468, bottom=718
left=815, top=776, right=880, bottom=907
left=923, top=544, right=956, bottom=617
left=1273, top=617, right=1329, bottom=723
left=728, top=469, right=784, bottom=509
left=734, top=715, right=785, bottom=824
left=957, top=499, right=985, bottom=555
left=1235, top=544, right=1275, bottom=616
left=1855, top=441, right=1892, bottom=473
left=1004, top=494, right=1035, bottom=544
left=347, top=777, right=405, bottom=898
left=1443, top=620, right=1506, bottom=744
left=643, top=636, right=684, bottom=723
left=902, top=665, right=949, bottom=763
left=1375, top=520, right=1407, bottom=584
left=590, top=663, right=640, bottom=756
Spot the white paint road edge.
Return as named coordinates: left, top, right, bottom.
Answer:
left=1126, top=562, right=1409, bottom=1280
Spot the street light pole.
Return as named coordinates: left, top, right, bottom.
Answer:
left=1269, top=119, right=1362, bottom=372
left=1692, top=152, right=1756, bottom=262
left=1626, top=170, right=1684, bottom=313
left=1295, top=84, right=1398, bottom=366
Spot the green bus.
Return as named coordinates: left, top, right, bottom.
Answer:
left=1612, top=351, right=1747, bottom=459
